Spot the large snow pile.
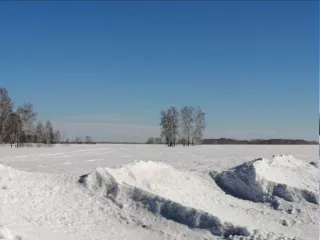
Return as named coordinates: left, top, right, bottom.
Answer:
left=0, top=164, right=176, bottom=240
left=78, top=160, right=317, bottom=239
left=79, top=161, right=251, bottom=238
left=213, top=154, right=319, bottom=205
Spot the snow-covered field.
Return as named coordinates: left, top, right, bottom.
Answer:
left=0, top=144, right=318, bottom=240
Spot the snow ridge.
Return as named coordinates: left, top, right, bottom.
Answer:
left=79, top=163, right=251, bottom=238
left=212, top=154, right=319, bottom=205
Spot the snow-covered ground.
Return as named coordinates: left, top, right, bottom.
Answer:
left=0, top=144, right=318, bottom=240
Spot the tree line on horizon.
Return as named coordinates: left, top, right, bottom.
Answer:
left=0, top=88, right=94, bottom=147
left=202, top=138, right=317, bottom=145
left=157, top=106, right=206, bottom=147
left=146, top=137, right=317, bottom=145
left=1, top=87, right=315, bottom=147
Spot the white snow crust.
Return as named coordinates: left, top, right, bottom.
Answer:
left=0, top=144, right=318, bottom=240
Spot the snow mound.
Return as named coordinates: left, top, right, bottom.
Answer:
left=79, top=161, right=251, bottom=238
left=0, top=226, right=21, bottom=240
left=213, top=154, right=319, bottom=204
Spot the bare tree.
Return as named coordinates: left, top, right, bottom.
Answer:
left=54, top=130, right=61, bottom=144
left=160, top=107, right=179, bottom=147
left=84, top=135, right=93, bottom=144
left=160, top=106, right=205, bottom=147
left=160, top=110, right=170, bottom=146
left=74, top=136, right=83, bottom=144
left=180, top=106, right=194, bottom=146
left=192, top=107, right=206, bottom=145
left=0, top=88, right=14, bottom=143
left=44, top=120, right=54, bottom=145
left=167, top=106, right=179, bottom=147
left=7, top=113, right=22, bottom=148
left=36, top=121, right=45, bottom=145
left=17, top=102, right=37, bottom=145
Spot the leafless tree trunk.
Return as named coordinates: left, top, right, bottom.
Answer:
left=84, top=135, right=93, bottom=144
left=160, top=107, right=179, bottom=147
left=168, top=106, right=179, bottom=147
left=192, top=107, right=206, bottom=145
left=17, top=102, right=37, bottom=146
left=0, top=88, right=13, bottom=143
left=180, top=106, right=194, bottom=146
left=36, top=121, right=45, bottom=146
left=44, top=120, right=54, bottom=145
left=6, top=113, right=22, bottom=148
left=160, top=110, right=170, bottom=146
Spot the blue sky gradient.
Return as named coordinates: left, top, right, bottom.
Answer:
left=0, top=1, right=318, bottom=141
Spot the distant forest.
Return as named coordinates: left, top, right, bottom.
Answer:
left=201, top=138, right=318, bottom=145
left=144, top=137, right=317, bottom=145
left=98, top=138, right=318, bottom=145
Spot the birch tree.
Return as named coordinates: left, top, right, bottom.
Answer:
left=36, top=121, right=45, bottom=144
left=8, top=113, right=22, bottom=147
left=44, top=120, right=54, bottom=145
left=160, top=110, right=170, bottom=146
left=84, top=135, right=93, bottom=144
left=167, top=106, right=179, bottom=146
left=160, top=107, right=179, bottom=147
left=17, top=103, right=37, bottom=144
left=192, top=107, right=206, bottom=145
left=180, top=106, right=194, bottom=146
left=0, top=88, right=13, bottom=143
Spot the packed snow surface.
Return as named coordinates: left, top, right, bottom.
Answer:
left=0, top=144, right=318, bottom=240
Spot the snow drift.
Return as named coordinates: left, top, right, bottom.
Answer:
left=1, top=145, right=318, bottom=240
left=79, top=161, right=251, bottom=238
left=0, top=226, right=21, bottom=240
left=212, top=154, right=319, bottom=205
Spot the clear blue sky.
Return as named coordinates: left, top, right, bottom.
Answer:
left=0, top=1, right=318, bottom=141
